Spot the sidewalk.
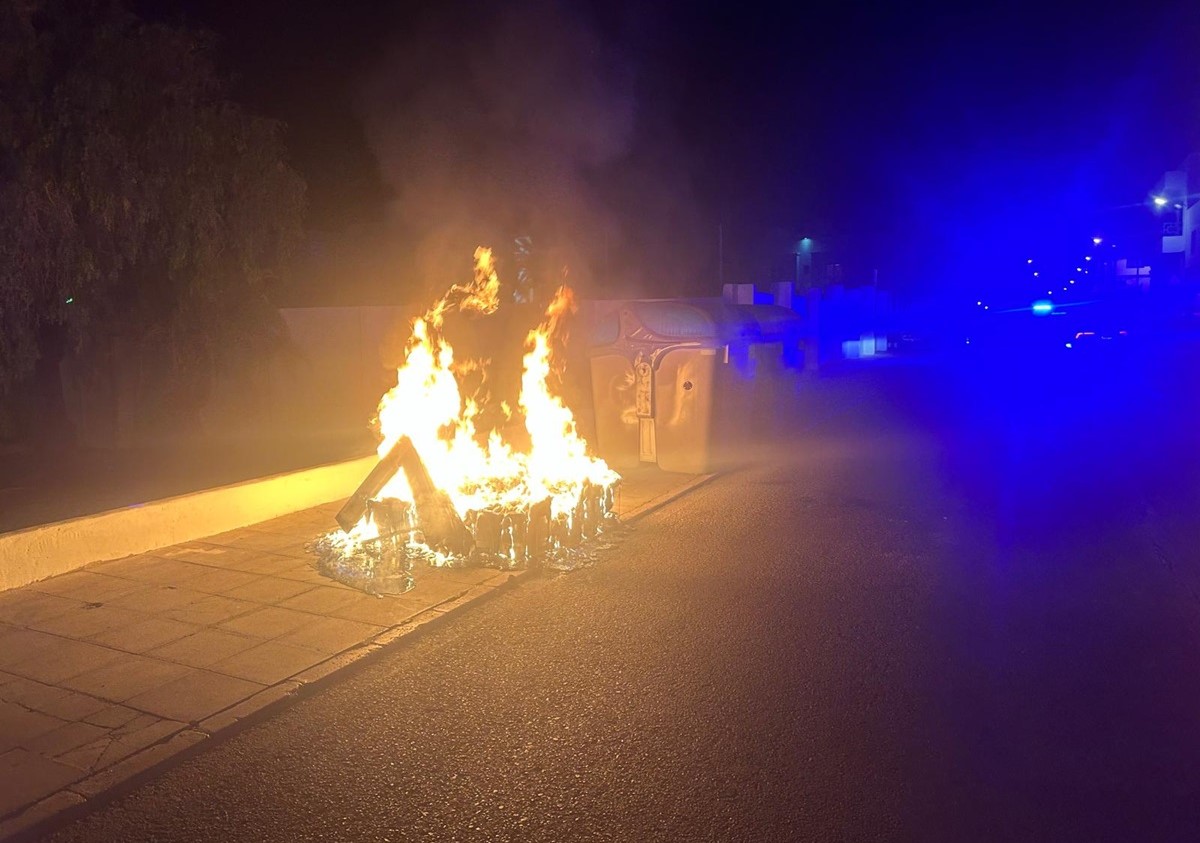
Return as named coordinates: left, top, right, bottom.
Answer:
left=0, top=467, right=711, bottom=839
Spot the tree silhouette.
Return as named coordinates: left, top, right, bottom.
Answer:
left=0, top=0, right=305, bottom=431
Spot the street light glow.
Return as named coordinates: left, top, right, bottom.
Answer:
left=1153, top=196, right=1169, bottom=207
left=1092, top=236, right=1102, bottom=245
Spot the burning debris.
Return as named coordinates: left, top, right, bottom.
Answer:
left=311, top=248, right=620, bottom=593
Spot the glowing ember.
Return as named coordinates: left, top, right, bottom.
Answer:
left=316, top=247, right=620, bottom=582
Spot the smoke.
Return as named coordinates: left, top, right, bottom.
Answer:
left=357, top=0, right=708, bottom=302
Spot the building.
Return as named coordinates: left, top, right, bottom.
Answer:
left=1158, top=153, right=1200, bottom=279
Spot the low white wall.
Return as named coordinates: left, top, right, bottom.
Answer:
left=0, top=455, right=377, bottom=592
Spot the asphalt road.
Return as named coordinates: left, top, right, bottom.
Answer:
left=36, top=351, right=1200, bottom=842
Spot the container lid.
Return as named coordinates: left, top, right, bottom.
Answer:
left=588, top=297, right=803, bottom=347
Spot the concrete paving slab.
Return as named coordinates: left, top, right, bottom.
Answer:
left=0, top=677, right=75, bottom=711
left=216, top=605, right=319, bottom=639
left=0, top=626, right=67, bottom=668
left=611, top=468, right=697, bottom=515
left=81, top=704, right=142, bottom=730
left=87, top=616, right=200, bottom=654
left=201, top=528, right=298, bottom=551
left=276, top=585, right=365, bottom=616
left=197, top=681, right=301, bottom=734
left=159, top=594, right=258, bottom=627
left=0, top=591, right=88, bottom=628
left=214, top=551, right=306, bottom=577
left=219, top=577, right=316, bottom=604
left=102, top=584, right=208, bottom=614
left=70, top=728, right=206, bottom=800
left=385, top=572, right=470, bottom=606
left=59, top=716, right=185, bottom=774
left=274, top=616, right=385, bottom=656
left=0, top=703, right=65, bottom=753
left=25, top=572, right=145, bottom=604
left=22, top=721, right=110, bottom=759
left=123, top=670, right=265, bottom=723
left=207, top=640, right=328, bottom=685
left=149, top=543, right=258, bottom=566
left=273, top=564, right=337, bottom=585
left=324, top=594, right=430, bottom=627
left=145, top=628, right=266, bottom=670
left=25, top=603, right=146, bottom=640
left=70, top=555, right=159, bottom=578
left=0, top=748, right=84, bottom=818
left=0, top=679, right=109, bottom=722
left=4, top=638, right=126, bottom=685
left=59, top=655, right=194, bottom=703
left=253, top=540, right=311, bottom=561
left=436, top=566, right=512, bottom=586
left=179, top=568, right=264, bottom=595
left=92, top=555, right=213, bottom=587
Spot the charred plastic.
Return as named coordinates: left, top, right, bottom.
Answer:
left=314, top=436, right=620, bottom=591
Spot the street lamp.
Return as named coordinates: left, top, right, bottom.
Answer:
left=793, top=237, right=814, bottom=286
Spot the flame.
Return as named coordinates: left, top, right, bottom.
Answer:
left=426, top=247, right=502, bottom=327
left=364, top=250, right=618, bottom=557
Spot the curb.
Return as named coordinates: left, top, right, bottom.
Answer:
left=1, top=471, right=719, bottom=842
left=619, top=473, right=717, bottom=522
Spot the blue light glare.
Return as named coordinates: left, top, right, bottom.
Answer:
left=1032, top=300, right=1053, bottom=315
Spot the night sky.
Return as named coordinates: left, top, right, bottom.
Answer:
left=149, top=0, right=1200, bottom=301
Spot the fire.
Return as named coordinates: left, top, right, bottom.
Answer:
left=337, top=247, right=619, bottom=566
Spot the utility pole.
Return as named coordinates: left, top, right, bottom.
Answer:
left=718, top=223, right=724, bottom=286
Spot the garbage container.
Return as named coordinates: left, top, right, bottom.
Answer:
left=587, top=299, right=798, bottom=474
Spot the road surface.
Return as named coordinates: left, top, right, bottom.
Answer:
left=37, top=350, right=1200, bottom=842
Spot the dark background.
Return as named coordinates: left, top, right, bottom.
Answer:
left=140, top=0, right=1200, bottom=301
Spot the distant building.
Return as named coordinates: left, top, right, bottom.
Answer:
left=1158, top=154, right=1200, bottom=278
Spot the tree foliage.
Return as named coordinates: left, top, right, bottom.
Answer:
left=0, top=0, right=305, bottom=404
